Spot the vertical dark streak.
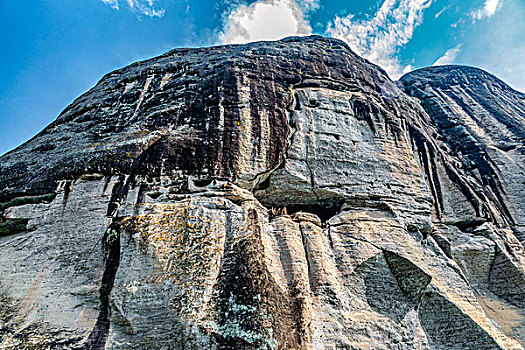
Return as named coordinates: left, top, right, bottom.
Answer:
left=81, top=223, right=121, bottom=350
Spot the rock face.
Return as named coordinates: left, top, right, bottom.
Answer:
left=0, top=36, right=523, bottom=349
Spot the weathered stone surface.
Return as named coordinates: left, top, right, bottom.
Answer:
left=400, top=65, right=525, bottom=347
left=0, top=36, right=523, bottom=349
left=400, top=65, right=525, bottom=238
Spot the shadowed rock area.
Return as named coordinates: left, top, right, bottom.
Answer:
left=0, top=36, right=523, bottom=349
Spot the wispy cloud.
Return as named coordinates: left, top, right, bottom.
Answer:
left=471, top=0, right=500, bottom=21
left=101, top=0, right=165, bottom=18
left=433, top=44, right=462, bottom=65
left=102, top=0, right=120, bottom=10
left=326, top=0, right=434, bottom=80
left=435, top=5, right=450, bottom=18
left=220, top=0, right=318, bottom=44
left=464, top=0, right=525, bottom=91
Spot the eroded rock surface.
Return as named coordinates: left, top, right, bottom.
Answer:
left=0, top=36, right=523, bottom=349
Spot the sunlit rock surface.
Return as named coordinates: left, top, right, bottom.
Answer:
left=0, top=36, right=523, bottom=349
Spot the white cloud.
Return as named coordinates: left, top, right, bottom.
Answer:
left=102, top=0, right=119, bottom=10
left=101, top=0, right=165, bottom=17
left=435, top=5, right=450, bottom=18
left=463, top=0, right=525, bottom=91
left=433, top=44, right=462, bottom=65
left=326, top=0, right=434, bottom=80
left=451, top=19, right=462, bottom=28
left=220, top=0, right=318, bottom=44
left=471, top=0, right=500, bottom=21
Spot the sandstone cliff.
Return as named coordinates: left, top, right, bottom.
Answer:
left=0, top=36, right=523, bottom=349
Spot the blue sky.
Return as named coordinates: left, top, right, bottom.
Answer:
left=1, top=0, right=523, bottom=155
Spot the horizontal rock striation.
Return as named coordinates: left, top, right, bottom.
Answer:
left=0, top=36, right=523, bottom=349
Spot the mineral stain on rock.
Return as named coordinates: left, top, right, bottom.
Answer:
left=0, top=36, right=524, bottom=349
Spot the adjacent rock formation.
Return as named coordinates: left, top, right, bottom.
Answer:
left=0, top=36, right=523, bottom=349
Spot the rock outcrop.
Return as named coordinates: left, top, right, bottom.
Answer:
left=0, top=36, right=523, bottom=349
